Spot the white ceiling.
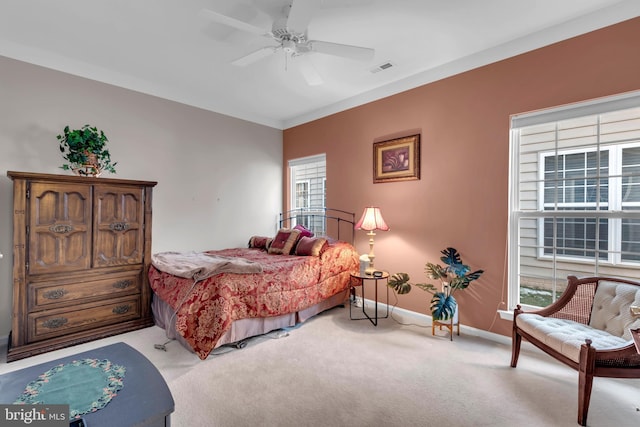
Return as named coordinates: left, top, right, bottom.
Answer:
left=1, top=0, right=638, bottom=129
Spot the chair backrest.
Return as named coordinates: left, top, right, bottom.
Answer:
left=552, top=278, right=597, bottom=324
left=589, top=280, right=640, bottom=340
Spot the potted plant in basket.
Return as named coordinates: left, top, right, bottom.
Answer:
left=388, top=247, right=484, bottom=322
left=57, top=124, right=117, bottom=176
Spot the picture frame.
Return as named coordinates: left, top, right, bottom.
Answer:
left=373, top=134, right=420, bottom=183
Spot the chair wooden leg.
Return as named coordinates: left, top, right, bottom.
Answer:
left=578, top=340, right=596, bottom=426
left=511, top=330, right=522, bottom=367
left=511, top=306, right=523, bottom=368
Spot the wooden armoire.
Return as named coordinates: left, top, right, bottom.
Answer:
left=7, top=171, right=157, bottom=361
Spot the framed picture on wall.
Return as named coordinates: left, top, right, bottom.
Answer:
left=373, top=134, right=420, bottom=183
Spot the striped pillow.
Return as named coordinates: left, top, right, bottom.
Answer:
left=295, top=236, right=328, bottom=257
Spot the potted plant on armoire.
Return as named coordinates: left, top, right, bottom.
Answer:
left=57, top=124, right=117, bottom=176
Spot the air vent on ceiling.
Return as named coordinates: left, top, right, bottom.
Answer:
left=370, top=61, right=394, bottom=73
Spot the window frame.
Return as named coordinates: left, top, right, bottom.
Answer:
left=288, top=153, right=327, bottom=235
left=508, top=91, right=640, bottom=310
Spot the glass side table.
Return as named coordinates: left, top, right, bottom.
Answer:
left=349, top=271, right=389, bottom=326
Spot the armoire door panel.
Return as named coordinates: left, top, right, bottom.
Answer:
left=121, top=228, right=142, bottom=258
left=93, top=185, right=144, bottom=266
left=28, top=182, right=91, bottom=274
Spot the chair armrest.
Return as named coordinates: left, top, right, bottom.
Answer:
left=632, top=328, right=640, bottom=355
left=592, top=341, right=640, bottom=368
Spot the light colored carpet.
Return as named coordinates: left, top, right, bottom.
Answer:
left=2, top=305, right=639, bottom=427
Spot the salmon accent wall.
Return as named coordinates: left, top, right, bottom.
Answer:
left=283, top=18, right=640, bottom=337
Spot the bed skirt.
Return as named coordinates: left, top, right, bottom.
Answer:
left=151, top=289, right=349, bottom=353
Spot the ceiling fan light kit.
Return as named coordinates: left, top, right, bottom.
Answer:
left=202, top=0, right=375, bottom=85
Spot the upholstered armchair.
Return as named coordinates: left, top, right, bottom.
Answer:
left=511, top=275, right=640, bottom=426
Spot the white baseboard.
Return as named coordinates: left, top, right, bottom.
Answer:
left=0, top=303, right=513, bottom=356
left=362, top=298, right=512, bottom=347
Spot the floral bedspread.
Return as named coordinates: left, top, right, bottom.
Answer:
left=148, top=241, right=358, bottom=359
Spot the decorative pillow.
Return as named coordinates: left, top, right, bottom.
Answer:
left=248, top=236, right=271, bottom=250
left=268, top=228, right=301, bottom=255
left=293, top=224, right=314, bottom=238
left=295, top=236, right=328, bottom=257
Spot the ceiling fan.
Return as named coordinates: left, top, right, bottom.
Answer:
left=200, top=0, right=375, bottom=85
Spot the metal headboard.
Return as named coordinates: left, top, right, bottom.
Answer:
left=278, top=208, right=355, bottom=243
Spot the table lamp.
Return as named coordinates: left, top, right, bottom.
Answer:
left=355, top=207, right=389, bottom=275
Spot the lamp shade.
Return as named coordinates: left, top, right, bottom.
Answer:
left=355, top=207, right=389, bottom=231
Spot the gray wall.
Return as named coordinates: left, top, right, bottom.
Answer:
left=0, top=56, right=283, bottom=339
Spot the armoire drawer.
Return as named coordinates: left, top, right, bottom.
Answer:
left=28, top=271, right=142, bottom=311
left=28, top=296, right=141, bottom=342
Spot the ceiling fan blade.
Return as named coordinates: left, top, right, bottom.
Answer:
left=308, top=40, right=375, bottom=61
left=232, top=46, right=278, bottom=66
left=286, top=0, right=320, bottom=34
left=200, top=8, right=270, bottom=36
left=295, top=56, right=323, bottom=86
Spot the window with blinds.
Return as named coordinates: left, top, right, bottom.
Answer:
left=509, top=92, right=640, bottom=308
left=288, top=154, right=326, bottom=234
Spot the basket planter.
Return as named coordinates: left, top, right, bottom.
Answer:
left=72, top=152, right=102, bottom=177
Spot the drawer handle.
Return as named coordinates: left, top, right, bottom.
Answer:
left=43, top=289, right=67, bottom=300
left=49, top=224, right=74, bottom=234
left=113, top=280, right=132, bottom=289
left=113, top=305, right=131, bottom=315
left=109, top=222, right=130, bottom=232
left=42, top=317, right=68, bottom=329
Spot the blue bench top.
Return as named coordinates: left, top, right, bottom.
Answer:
left=0, top=342, right=174, bottom=427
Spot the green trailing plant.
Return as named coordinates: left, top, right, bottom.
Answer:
left=388, top=247, right=484, bottom=321
left=57, top=124, right=117, bottom=175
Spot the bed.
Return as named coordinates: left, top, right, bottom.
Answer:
left=148, top=209, right=359, bottom=359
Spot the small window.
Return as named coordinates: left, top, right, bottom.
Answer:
left=289, top=154, right=326, bottom=235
